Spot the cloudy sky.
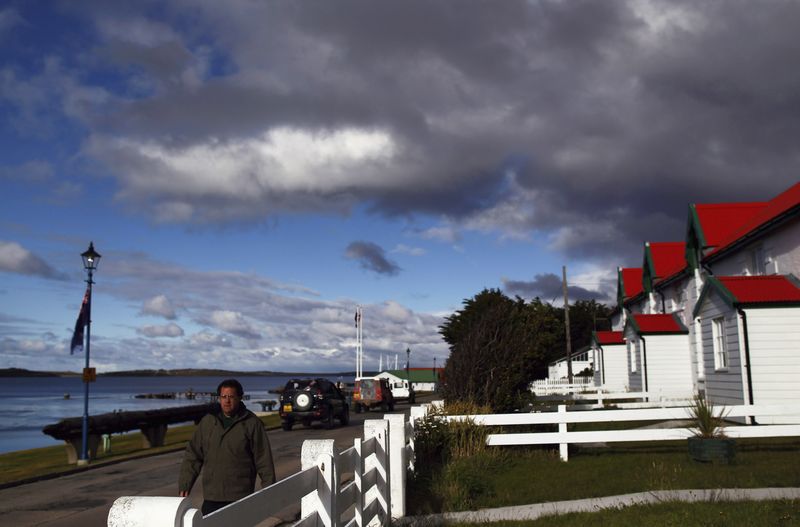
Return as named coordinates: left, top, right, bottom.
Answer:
left=1, top=1, right=798, bottom=373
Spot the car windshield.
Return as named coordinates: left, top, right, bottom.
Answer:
left=285, top=379, right=315, bottom=391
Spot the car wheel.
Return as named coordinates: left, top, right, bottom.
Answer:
left=294, top=392, right=313, bottom=411
left=303, top=419, right=312, bottom=428
left=339, top=405, right=350, bottom=426
left=354, top=403, right=362, bottom=414
left=281, top=419, right=293, bottom=431
left=324, top=406, right=335, bottom=429
left=388, top=402, right=395, bottom=412
left=380, top=401, right=388, bottom=413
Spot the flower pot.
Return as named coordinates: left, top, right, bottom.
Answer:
left=687, top=437, right=736, bottom=464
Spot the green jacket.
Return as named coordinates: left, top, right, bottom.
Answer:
left=179, top=403, right=276, bottom=502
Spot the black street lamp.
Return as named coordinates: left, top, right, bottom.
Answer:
left=79, top=242, right=101, bottom=465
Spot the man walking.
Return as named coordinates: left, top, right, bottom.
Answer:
left=179, top=379, right=276, bottom=516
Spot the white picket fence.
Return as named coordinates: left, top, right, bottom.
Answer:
left=446, top=403, right=800, bottom=461
left=529, top=377, right=594, bottom=395
left=107, top=413, right=418, bottom=527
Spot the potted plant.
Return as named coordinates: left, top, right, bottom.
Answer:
left=687, top=395, right=735, bottom=463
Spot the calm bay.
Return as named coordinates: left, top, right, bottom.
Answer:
left=0, top=374, right=344, bottom=454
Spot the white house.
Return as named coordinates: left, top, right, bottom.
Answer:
left=375, top=368, right=440, bottom=393
left=624, top=313, right=693, bottom=400
left=548, top=348, right=592, bottom=380
left=591, top=330, right=627, bottom=391
left=693, top=274, right=800, bottom=423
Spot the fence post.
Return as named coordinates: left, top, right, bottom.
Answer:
left=385, top=414, right=407, bottom=520
left=558, top=404, right=568, bottom=462
left=301, top=439, right=337, bottom=527
left=364, top=419, right=389, bottom=527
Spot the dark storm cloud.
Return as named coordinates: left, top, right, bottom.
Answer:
left=9, top=1, right=800, bottom=264
left=503, top=273, right=607, bottom=302
left=345, top=241, right=401, bottom=276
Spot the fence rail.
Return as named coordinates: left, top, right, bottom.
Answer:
left=108, top=413, right=416, bottom=527
left=446, top=403, right=800, bottom=461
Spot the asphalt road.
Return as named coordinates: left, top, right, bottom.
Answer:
left=0, top=406, right=407, bottom=527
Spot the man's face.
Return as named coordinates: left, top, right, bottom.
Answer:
left=219, top=386, right=241, bottom=417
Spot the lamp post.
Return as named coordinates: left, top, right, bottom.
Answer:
left=405, top=346, right=410, bottom=388
left=79, top=242, right=101, bottom=465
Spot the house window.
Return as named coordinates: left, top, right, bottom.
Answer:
left=712, top=317, right=728, bottom=370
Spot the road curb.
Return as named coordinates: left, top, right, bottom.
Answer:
left=398, top=487, right=800, bottom=525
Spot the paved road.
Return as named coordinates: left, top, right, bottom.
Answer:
left=0, top=407, right=404, bottom=527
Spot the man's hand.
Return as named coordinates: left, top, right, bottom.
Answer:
left=179, top=490, right=188, bottom=497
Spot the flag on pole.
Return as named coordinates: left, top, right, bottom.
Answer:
left=70, top=287, right=90, bottom=355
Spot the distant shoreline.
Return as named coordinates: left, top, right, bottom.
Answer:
left=0, top=368, right=369, bottom=378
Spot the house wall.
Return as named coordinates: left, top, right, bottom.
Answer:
left=624, top=327, right=643, bottom=392
left=743, top=306, right=800, bottom=423
left=548, top=357, right=592, bottom=379
left=710, top=217, right=800, bottom=277
left=640, top=334, right=694, bottom=399
left=595, top=343, right=628, bottom=391
left=698, top=294, right=746, bottom=406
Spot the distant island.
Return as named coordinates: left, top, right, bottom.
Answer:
left=0, top=367, right=367, bottom=378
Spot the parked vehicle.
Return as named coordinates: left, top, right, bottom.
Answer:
left=352, top=378, right=395, bottom=413
left=279, top=378, right=349, bottom=431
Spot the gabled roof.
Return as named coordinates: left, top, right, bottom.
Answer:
left=617, top=267, right=644, bottom=306
left=643, top=242, right=687, bottom=292
left=689, top=202, right=767, bottom=249
left=705, top=182, right=800, bottom=261
left=626, top=313, right=688, bottom=335
left=693, top=274, right=800, bottom=316
left=593, top=330, right=625, bottom=346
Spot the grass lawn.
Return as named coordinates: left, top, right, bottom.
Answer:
left=409, top=437, right=800, bottom=515
left=446, top=499, right=800, bottom=526
left=0, top=414, right=281, bottom=486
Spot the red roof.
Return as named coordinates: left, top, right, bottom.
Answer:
left=694, top=202, right=766, bottom=248
left=717, top=275, right=800, bottom=304
left=595, top=331, right=625, bottom=345
left=629, top=313, right=687, bottom=334
left=707, top=182, right=800, bottom=258
left=647, top=242, right=686, bottom=282
left=620, top=268, right=643, bottom=299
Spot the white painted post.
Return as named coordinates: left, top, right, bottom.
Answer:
left=107, top=496, right=193, bottom=527
left=353, top=437, right=364, bottom=527
left=364, top=419, right=389, bottom=527
left=597, top=388, right=604, bottom=407
left=301, top=439, right=337, bottom=527
left=385, top=414, right=407, bottom=519
left=558, top=404, right=568, bottom=462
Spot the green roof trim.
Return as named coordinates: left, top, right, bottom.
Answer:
left=685, top=204, right=703, bottom=270
left=642, top=244, right=655, bottom=294
left=692, top=276, right=738, bottom=318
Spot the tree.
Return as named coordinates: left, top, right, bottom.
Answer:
left=439, top=290, right=558, bottom=412
left=439, top=290, right=613, bottom=411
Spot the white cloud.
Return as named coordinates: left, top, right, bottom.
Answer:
left=137, top=322, right=184, bottom=338
left=0, top=241, right=66, bottom=280
left=208, top=310, right=261, bottom=339
left=392, top=244, right=425, bottom=256
left=140, top=294, right=177, bottom=319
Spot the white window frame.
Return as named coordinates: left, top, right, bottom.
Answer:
left=712, top=317, right=729, bottom=370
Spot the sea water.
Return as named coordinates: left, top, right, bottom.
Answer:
left=0, top=375, right=336, bottom=454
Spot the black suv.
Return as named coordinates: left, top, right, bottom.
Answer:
left=278, top=378, right=349, bottom=431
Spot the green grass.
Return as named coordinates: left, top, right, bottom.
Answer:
left=0, top=414, right=281, bottom=486
left=409, top=437, right=800, bottom=515
left=445, top=499, right=800, bottom=526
